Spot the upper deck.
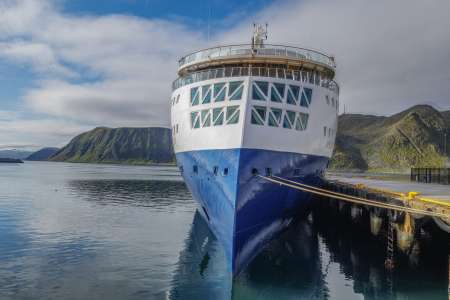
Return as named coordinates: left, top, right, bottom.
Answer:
left=178, top=44, right=336, bottom=77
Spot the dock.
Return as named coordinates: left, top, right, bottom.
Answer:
left=327, top=172, right=450, bottom=203
left=258, top=172, right=450, bottom=282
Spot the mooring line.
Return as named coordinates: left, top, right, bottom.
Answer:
left=257, top=175, right=449, bottom=219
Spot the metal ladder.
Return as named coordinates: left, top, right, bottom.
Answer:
left=385, top=220, right=395, bottom=270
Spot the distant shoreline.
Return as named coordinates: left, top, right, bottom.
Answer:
left=40, top=160, right=177, bottom=167
left=0, top=158, right=24, bottom=163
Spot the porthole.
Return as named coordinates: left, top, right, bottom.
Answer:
left=223, top=168, right=229, bottom=176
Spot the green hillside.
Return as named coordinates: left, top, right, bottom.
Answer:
left=50, top=127, right=174, bottom=164
left=26, top=147, right=59, bottom=161
left=330, top=105, right=449, bottom=172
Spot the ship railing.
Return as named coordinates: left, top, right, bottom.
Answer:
left=172, top=66, right=340, bottom=93
left=178, top=44, right=335, bottom=70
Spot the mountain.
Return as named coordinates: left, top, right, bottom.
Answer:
left=330, top=105, right=449, bottom=172
left=442, top=110, right=450, bottom=127
left=26, top=147, right=60, bottom=161
left=0, top=149, right=33, bottom=159
left=50, top=127, right=174, bottom=164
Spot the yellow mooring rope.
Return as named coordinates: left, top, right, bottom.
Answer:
left=257, top=175, right=450, bottom=219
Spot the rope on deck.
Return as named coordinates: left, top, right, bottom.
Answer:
left=257, top=175, right=450, bottom=219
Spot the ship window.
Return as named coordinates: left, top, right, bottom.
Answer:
left=228, top=81, right=244, bottom=100
left=202, top=85, right=211, bottom=104
left=191, top=111, right=200, bottom=129
left=223, top=168, right=229, bottom=176
left=252, top=168, right=258, bottom=175
left=287, top=110, right=296, bottom=126
left=268, top=108, right=282, bottom=127
left=265, top=168, right=272, bottom=176
left=270, top=83, right=284, bottom=103
left=287, top=85, right=299, bottom=105
left=331, top=98, right=335, bottom=107
left=226, top=105, right=240, bottom=124
left=176, top=124, right=179, bottom=133
left=176, top=94, right=180, bottom=103
left=300, top=88, right=312, bottom=108
left=212, top=107, right=224, bottom=126
left=282, top=115, right=292, bottom=129
left=213, top=166, right=219, bottom=176
left=252, top=81, right=269, bottom=101
left=191, top=87, right=200, bottom=106
left=193, top=165, right=198, bottom=174
left=305, top=88, right=313, bottom=105
left=324, top=126, right=327, bottom=136
left=298, top=113, right=309, bottom=130
left=213, top=83, right=226, bottom=102
left=251, top=106, right=266, bottom=125
left=293, top=169, right=301, bottom=177
left=201, top=109, right=211, bottom=127
left=252, top=84, right=265, bottom=101
left=295, top=115, right=303, bottom=131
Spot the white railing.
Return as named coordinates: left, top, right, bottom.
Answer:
left=172, top=66, right=340, bottom=94
left=178, top=44, right=336, bottom=70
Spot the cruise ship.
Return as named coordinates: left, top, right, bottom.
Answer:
left=171, top=25, right=339, bottom=276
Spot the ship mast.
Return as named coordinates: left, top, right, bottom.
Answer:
left=251, top=23, right=268, bottom=50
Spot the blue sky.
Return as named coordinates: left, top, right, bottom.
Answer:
left=1, top=0, right=450, bottom=149
left=0, top=0, right=273, bottom=110
left=62, top=0, right=274, bottom=26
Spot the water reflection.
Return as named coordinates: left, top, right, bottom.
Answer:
left=68, top=179, right=192, bottom=210
left=314, top=207, right=449, bottom=300
left=0, top=162, right=448, bottom=300
left=169, top=209, right=449, bottom=300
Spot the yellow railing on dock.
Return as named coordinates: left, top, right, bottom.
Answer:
left=258, top=175, right=450, bottom=220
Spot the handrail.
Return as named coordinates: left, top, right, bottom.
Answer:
left=172, top=66, right=340, bottom=94
left=178, top=44, right=336, bottom=70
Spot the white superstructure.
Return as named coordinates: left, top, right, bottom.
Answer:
left=170, top=32, right=339, bottom=157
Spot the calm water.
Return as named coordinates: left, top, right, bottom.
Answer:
left=0, top=162, right=448, bottom=300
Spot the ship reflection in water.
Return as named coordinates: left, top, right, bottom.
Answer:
left=170, top=209, right=448, bottom=300
left=0, top=163, right=447, bottom=300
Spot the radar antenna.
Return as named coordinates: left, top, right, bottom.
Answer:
left=251, top=23, right=268, bottom=50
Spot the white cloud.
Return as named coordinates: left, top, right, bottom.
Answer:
left=224, top=0, right=450, bottom=114
left=1, top=0, right=450, bottom=147
left=0, top=40, right=75, bottom=76
left=0, top=116, right=91, bottom=148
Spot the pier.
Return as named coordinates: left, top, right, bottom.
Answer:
left=259, top=173, right=450, bottom=288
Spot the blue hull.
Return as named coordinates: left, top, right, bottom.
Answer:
left=176, top=148, right=328, bottom=276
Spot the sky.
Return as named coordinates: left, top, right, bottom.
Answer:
left=1, top=0, right=450, bottom=149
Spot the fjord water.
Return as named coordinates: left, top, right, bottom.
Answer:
left=0, top=162, right=447, bottom=299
